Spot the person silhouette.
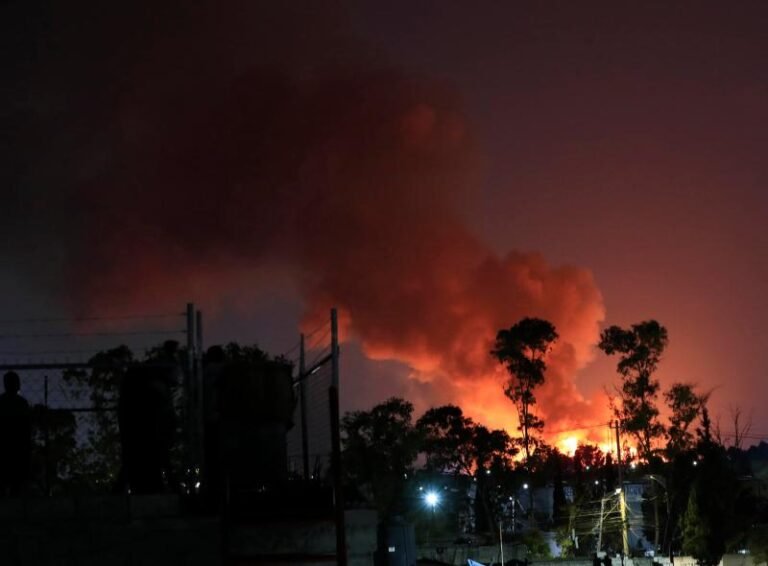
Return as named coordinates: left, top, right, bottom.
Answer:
left=0, top=371, right=31, bottom=496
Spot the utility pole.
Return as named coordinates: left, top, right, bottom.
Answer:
left=614, top=420, right=629, bottom=558
left=329, top=309, right=347, bottom=566
left=195, top=309, right=204, bottom=475
left=499, top=522, right=505, bottom=566
left=186, top=303, right=200, bottom=467
left=597, top=495, right=606, bottom=552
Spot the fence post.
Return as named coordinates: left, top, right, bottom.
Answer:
left=44, top=374, right=50, bottom=496
left=299, top=334, right=310, bottom=480
left=196, top=309, right=204, bottom=479
left=185, top=303, right=199, bottom=471
left=329, top=308, right=347, bottom=566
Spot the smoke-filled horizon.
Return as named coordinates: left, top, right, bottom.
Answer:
left=5, top=1, right=768, bottom=446
left=2, top=1, right=610, bottom=439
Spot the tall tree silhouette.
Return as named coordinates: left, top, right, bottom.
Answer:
left=492, top=318, right=557, bottom=465
left=492, top=317, right=557, bottom=524
left=599, top=320, right=667, bottom=460
left=600, top=320, right=668, bottom=550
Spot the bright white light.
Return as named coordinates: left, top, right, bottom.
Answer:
left=615, top=488, right=622, bottom=494
left=523, top=483, right=529, bottom=490
left=594, top=480, right=599, bottom=485
left=424, top=491, right=440, bottom=508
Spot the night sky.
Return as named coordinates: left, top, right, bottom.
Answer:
left=3, top=1, right=768, bottom=448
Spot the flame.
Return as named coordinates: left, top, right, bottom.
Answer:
left=559, top=436, right=580, bottom=455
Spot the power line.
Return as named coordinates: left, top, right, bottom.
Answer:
left=0, top=313, right=183, bottom=325
left=302, top=320, right=329, bottom=341
left=0, top=329, right=185, bottom=340
left=306, top=327, right=332, bottom=352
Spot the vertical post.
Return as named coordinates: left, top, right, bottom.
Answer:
left=597, top=495, right=606, bottom=552
left=499, top=522, right=505, bottom=565
left=329, top=308, right=347, bottom=566
left=614, top=421, right=629, bottom=557
left=186, top=303, right=196, bottom=376
left=44, top=374, right=50, bottom=496
left=186, top=303, right=198, bottom=467
left=512, top=497, right=516, bottom=534
left=196, top=309, right=204, bottom=477
left=299, top=334, right=310, bottom=480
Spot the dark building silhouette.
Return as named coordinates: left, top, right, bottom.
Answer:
left=117, top=345, right=178, bottom=494
left=202, top=345, right=226, bottom=506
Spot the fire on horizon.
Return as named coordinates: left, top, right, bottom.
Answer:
left=3, top=1, right=768, bottom=449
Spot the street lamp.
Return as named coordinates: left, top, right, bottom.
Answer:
left=424, top=491, right=440, bottom=548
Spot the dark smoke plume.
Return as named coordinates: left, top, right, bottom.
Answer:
left=3, top=1, right=606, bottom=435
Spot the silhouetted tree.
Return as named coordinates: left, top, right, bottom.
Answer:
left=29, top=405, right=77, bottom=494
left=682, top=442, right=736, bottom=566
left=341, top=397, right=420, bottom=522
left=600, top=320, right=669, bottom=550
left=660, top=383, right=708, bottom=553
left=492, top=318, right=557, bottom=465
left=417, top=405, right=516, bottom=537
left=63, top=345, right=134, bottom=490
left=417, top=405, right=476, bottom=476
left=493, top=318, right=557, bottom=525
left=665, top=383, right=707, bottom=457
left=599, top=320, right=667, bottom=460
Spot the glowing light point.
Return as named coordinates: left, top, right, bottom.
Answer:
left=424, top=491, right=440, bottom=508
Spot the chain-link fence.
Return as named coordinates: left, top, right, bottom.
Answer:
left=0, top=308, right=200, bottom=496
left=284, top=321, right=335, bottom=484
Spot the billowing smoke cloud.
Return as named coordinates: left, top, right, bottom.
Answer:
left=4, top=2, right=606, bottom=437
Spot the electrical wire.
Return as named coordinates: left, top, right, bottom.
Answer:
left=0, top=313, right=183, bottom=325
left=0, top=329, right=185, bottom=340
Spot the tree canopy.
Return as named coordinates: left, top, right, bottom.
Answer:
left=599, top=320, right=667, bottom=460
left=492, top=317, right=558, bottom=463
left=341, top=397, right=420, bottom=520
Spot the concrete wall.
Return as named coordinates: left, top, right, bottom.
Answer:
left=0, top=495, right=219, bottom=565
left=0, top=496, right=376, bottom=566
left=227, top=509, right=377, bottom=566
left=417, top=543, right=528, bottom=565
